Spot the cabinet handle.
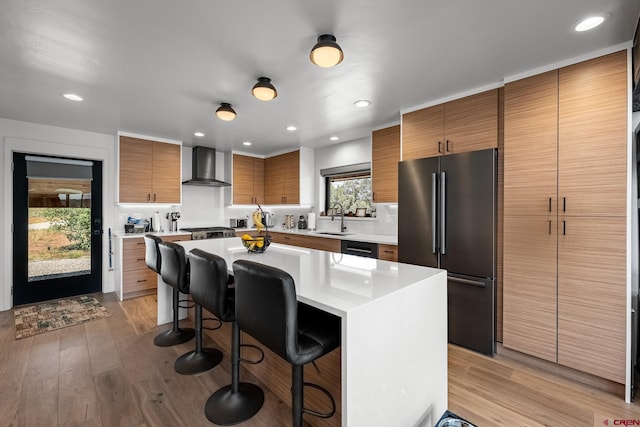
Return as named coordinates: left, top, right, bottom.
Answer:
left=438, top=141, right=443, bottom=153
left=548, top=198, right=552, bottom=212
left=445, top=140, right=450, bottom=152
left=373, top=192, right=376, bottom=202
left=563, top=197, right=566, bottom=212
left=563, top=220, right=566, bottom=235
left=136, top=258, right=144, bottom=261
left=548, top=220, right=551, bottom=235
left=147, top=193, right=151, bottom=202
left=153, top=194, right=157, bottom=202
left=137, top=279, right=147, bottom=283
left=384, top=250, right=395, bottom=253
left=136, top=242, right=145, bottom=245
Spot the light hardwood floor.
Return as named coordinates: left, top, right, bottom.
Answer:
left=2, top=292, right=640, bottom=427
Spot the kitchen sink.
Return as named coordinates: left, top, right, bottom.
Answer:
left=313, top=231, right=352, bottom=236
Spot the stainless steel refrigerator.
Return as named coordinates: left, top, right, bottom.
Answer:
left=398, top=148, right=496, bottom=355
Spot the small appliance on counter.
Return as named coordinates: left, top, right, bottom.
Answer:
left=229, top=218, right=248, bottom=228
left=284, top=214, right=295, bottom=229
left=180, top=226, right=235, bottom=240
left=263, top=211, right=276, bottom=227
left=166, top=211, right=181, bottom=232
left=297, top=215, right=307, bottom=229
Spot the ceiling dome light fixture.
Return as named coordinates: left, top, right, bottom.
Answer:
left=216, top=103, right=237, bottom=121
left=575, top=15, right=606, bottom=32
left=310, top=34, right=344, bottom=68
left=252, top=77, right=278, bottom=101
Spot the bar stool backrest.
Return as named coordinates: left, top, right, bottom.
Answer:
left=144, top=234, right=162, bottom=273
left=233, top=259, right=299, bottom=363
left=158, top=241, right=190, bottom=294
left=188, top=249, right=235, bottom=322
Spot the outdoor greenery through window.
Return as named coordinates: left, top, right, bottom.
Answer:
left=326, top=172, right=372, bottom=215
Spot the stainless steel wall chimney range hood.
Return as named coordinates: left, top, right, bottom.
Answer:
left=182, top=146, right=231, bottom=187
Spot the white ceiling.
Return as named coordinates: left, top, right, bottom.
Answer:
left=0, top=0, right=638, bottom=155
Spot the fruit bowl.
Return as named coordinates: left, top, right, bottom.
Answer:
left=240, top=234, right=271, bottom=253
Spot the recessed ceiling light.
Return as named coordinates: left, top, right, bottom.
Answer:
left=243, top=141, right=252, bottom=146
left=194, top=132, right=205, bottom=137
left=329, top=136, right=339, bottom=141
left=63, top=93, right=83, bottom=101
left=285, top=125, right=297, bottom=132
left=354, top=100, right=371, bottom=108
left=575, top=15, right=605, bottom=32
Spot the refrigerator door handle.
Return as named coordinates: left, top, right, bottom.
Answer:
left=432, top=172, right=437, bottom=254
left=440, top=171, right=446, bottom=255
left=448, top=276, right=487, bottom=288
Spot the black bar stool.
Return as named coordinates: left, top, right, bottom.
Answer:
left=154, top=241, right=195, bottom=347
left=188, top=249, right=264, bottom=425
left=173, top=248, right=228, bottom=375
left=232, top=259, right=341, bottom=427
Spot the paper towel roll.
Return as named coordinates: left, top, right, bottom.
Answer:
left=308, top=213, right=316, bottom=231
left=153, top=211, right=161, bottom=232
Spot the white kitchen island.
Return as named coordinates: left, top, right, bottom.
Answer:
left=175, top=237, right=448, bottom=427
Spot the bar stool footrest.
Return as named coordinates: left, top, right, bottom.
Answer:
left=302, top=382, right=336, bottom=419
left=205, top=383, right=265, bottom=425
left=239, top=343, right=265, bottom=365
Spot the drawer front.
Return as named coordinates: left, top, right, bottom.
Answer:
left=378, top=244, right=398, bottom=262
left=123, top=267, right=156, bottom=293
left=123, top=238, right=147, bottom=271
left=274, top=233, right=341, bottom=252
left=162, top=235, right=191, bottom=243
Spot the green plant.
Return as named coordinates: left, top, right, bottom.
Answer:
left=36, top=208, right=91, bottom=251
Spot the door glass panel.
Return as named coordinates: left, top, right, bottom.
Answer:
left=28, top=178, right=92, bottom=281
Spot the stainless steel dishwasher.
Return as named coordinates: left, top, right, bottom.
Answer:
left=341, top=240, right=378, bottom=258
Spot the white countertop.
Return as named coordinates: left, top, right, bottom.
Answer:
left=234, top=226, right=398, bottom=245
left=178, top=236, right=439, bottom=317
left=113, top=231, right=192, bottom=239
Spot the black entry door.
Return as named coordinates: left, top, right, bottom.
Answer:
left=13, top=152, right=103, bottom=306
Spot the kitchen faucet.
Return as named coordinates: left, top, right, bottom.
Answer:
left=331, top=203, right=347, bottom=232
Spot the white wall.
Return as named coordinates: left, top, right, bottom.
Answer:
left=313, top=137, right=397, bottom=236
left=0, top=117, right=116, bottom=312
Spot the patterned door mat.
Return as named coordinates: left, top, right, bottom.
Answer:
left=14, top=295, right=111, bottom=340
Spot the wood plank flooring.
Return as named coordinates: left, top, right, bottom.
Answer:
left=1, top=292, right=640, bottom=426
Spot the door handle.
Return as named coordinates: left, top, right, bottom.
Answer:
left=431, top=172, right=437, bottom=254
left=440, top=171, right=446, bottom=255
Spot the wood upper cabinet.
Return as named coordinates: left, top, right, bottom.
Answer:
left=558, top=51, right=627, bottom=217
left=233, top=154, right=264, bottom=204
left=119, top=136, right=181, bottom=204
left=444, top=89, right=499, bottom=155
left=372, top=125, right=400, bottom=203
left=401, top=89, right=498, bottom=160
left=265, top=150, right=300, bottom=204
left=504, top=71, right=558, bottom=216
left=402, top=104, right=444, bottom=160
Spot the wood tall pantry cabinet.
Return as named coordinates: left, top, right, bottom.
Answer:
left=119, top=136, right=181, bottom=204
left=502, top=51, right=627, bottom=383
